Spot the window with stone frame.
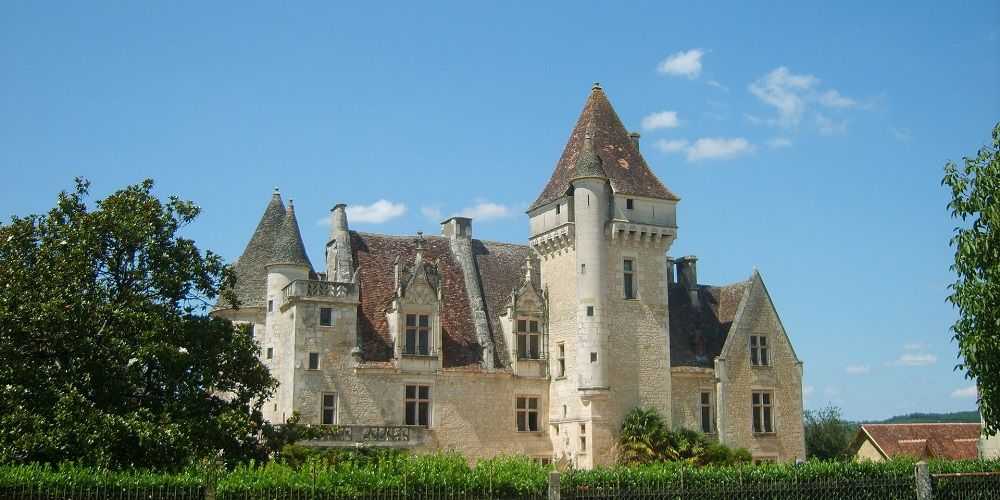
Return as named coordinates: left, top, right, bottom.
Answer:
left=307, top=352, right=320, bottom=370
left=405, top=384, right=431, bottom=427
left=319, top=307, right=334, bottom=327
left=404, top=314, right=431, bottom=355
left=700, top=391, right=713, bottom=434
left=266, top=347, right=273, bottom=360
left=752, top=391, right=774, bottom=434
left=623, top=258, right=636, bottom=299
left=321, top=393, right=337, bottom=425
left=556, top=343, right=566, bottom=377
left=515, top=396, right=540, bottom=432
left=750, top=335, right=769, bottom=366
left=516, top=319, right=541, bottom=359
left=267, top=299, right=274, bottom=313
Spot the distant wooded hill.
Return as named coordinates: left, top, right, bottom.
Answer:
left=867, top=410, right=981, bottom=424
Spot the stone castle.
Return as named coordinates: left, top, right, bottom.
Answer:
left=214, top=84, right=806, bottom=466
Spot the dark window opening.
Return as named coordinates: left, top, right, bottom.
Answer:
left=319, top=307, right=333, bottom=326
left=586, top=306, right=594, bottom=317
left=626, top=198, right=634, bottom=210
left=516, top=396, right=540, bottom=432
left=700, top=391, right=712, bottom=433
left=590, top=352, right=597, bottom=363
left=322, top=393, right=337, bottom=425
left=404, top=314, right=430, bottom=355
left=405, top=384, right=431, bottom=427
left=308, top=352, right=319, bottom=370
left=623, top=259, right=636, bottom=299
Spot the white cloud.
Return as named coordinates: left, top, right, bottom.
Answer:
left=653, top=139, right=689, bottom=154
left=816, top=113, right=847, bottom=136
left=845, top=364, right=871, bottom=375
left=891, top=352, right=938, bottom=367
left=457, top=201, right=512, bottom=221
left=951, top=385, right=978, bottom=399
left=749, top=67, right=818, bottom=127
left=818, top=89, right=857, bottom=108
left=420, top=206, right=443, bottom=222
left=657, top=49, right=704, bottom=79
left=767, top=137, right=793, bottom=149
left=641, top=111, right=680, bottom=131
left=707, top=80, right=729, bottom=92
left=686, top=137, right=755, bottom=162
left=345, top=199, right=406, bottom=224
left=903, top=342, right=927, bottom=351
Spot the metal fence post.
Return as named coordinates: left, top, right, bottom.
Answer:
left=915, top=461, right=932, bottom=500
left=548, top=471, right=561, bottom=500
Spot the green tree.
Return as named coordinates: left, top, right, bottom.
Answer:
left=803, top=406, right=854, bottom=460
left=0, top=179, right=277, bottom=469
left=943, top=123, right=1000, bottom=435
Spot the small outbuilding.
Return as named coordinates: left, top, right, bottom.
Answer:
left=851, top=423, right=981, bottom=461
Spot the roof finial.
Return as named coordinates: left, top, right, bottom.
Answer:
left=524, top=257, right=534, bottom=282
left=592, top=82, right=601, bottom=90
left=287, top=199, right=295, bottom=213
left=273, top=186, right=280, bottom=196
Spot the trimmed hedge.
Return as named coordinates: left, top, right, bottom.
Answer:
left=1, top=456, right=999, bottom=498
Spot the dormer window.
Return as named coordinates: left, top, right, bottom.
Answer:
left=404, top=314, right=431, bottom=355
left=516, top=319, right=541, bottom=360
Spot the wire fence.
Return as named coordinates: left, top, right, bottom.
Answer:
left=2, top=469, right=999, bottom=499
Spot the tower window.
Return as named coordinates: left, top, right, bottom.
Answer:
left=586, top=306, right=594, bottom=317
left=590, top=352, right=597, bottom=363
left=750, top=335, right=769, bottom=366
left=405, top=384, right=431, bottom=427
left=580, top=423, right=587, bottom=451
left=515, top=396, right=540, bottom=432
left=700, top=391, right=713, bottom=434
left=626, top=198, right=634, bottom=210
left=322, top=393, right=338, bottom=425
left=319, top=307, right=333, bottom=327
left=623, top=259, right=636, bottom=299
left=556, top=343, right=566, bottom=377
left=556, top=204, right=561, bottom=215
left=580, top=263, right=586, bottom=274
left=267, top=299, right=274, bottom=313
left=266, top=347, right=273, bottom=360
left=404, top=314, right=430, bottom=355
left=516, top=319, right=541, bottom=359
left=307, top=352, right=320, bottom=370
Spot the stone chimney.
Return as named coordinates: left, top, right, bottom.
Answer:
left=441, top=216, right=472, bottom=240
left=629, top=131, right=641, bottom=151
left=326, top=203, right=354, bottom=282
left=675, top=255, right=699, bottom=308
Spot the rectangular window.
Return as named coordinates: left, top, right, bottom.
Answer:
left=556, top=204, right=561, bottom=215
left=557, top=343, right=566, bottom=377
left=516, top=319, right=541, bottom=359
left=586, top=306, right=594, bottom=317
left=626, top=198, right=634, bottom=210
left=308, top=352, right=319, bottom=370
left=752, top=391, right=774, bottom=433
left=590, top=352, right=597, bottom=363
left=321, top=393, right=337, bottom=425
left=580, top=423, right=587, bottom=451
left=267, top=299, right=274, bottom=313
left=405, top=384, right=431, bottom=427
left=319, top=307, right=333, bottom=326
left=266, top=347, right=273, bottom=360
left=404, top=314, right=430, bottom=355
left=515, top=396, right=540, bottom=432
left=623, top=259, right=636, bottom=299
left=750, top=335, right=769, bottom=366
left=700, top=391, right=713, bottom=434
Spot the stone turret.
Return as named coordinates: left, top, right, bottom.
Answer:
left=571, top=119, right=610, bottom=394
left=327, top=203, right=355, bottom=282
left=266, top=200, right=313, bottom=308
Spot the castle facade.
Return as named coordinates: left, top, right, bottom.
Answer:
left=214, top=84, right=806, bottom=466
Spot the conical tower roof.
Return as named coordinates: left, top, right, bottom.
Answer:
left=230, top=189, right=286, bottom=307
left=269, top=200, right=313, bottom=269
left=570, top=122, right=608, bottom=180
left=529, top=83, right=678, bottom=211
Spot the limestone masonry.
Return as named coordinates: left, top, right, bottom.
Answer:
left=214, top=84, right=806, bottom=466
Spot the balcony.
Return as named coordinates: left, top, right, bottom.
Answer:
left=282, top=279, right=357, bottom=304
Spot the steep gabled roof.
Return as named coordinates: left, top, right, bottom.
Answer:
left=529, top=84, right=678, bottom=211
left=269, top=202, right=313, bottom=269
left=230, top=190, right=286, bottom=307
left=854, top=424, right=982, bottom=460
left=669, top=280, right=751, bottom=368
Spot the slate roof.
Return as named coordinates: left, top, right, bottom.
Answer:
left=857, top=423, right=982, bottom=460
left=230, top=191, right=287, bottom=308
left=269, top=203, right=313, bottom=269
left=669, top=280, right=751, bottom=368
left=530, top=84, right=678, bottom=212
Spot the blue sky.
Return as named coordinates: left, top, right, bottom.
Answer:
left=2, top=1, right=998, bottom=421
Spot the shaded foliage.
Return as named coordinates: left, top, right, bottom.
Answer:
left=0, top=179, right=277, bottom=469
left=943, top=122, right=1000, bottom=435
left=804, top=406, right=855, bottom=460
left=617, top=407, right=751, bottom=466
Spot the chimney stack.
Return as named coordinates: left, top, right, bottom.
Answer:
left=675, top=256, right=699, bottom=308
left=629, top=131, right=641, bottom=151
left=441, top=216, right=472, bottom=240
